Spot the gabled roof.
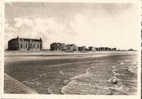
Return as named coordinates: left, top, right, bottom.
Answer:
left=8, top=37, right=42, bottom=42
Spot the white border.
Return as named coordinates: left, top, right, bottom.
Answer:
left=1, top=1, right=141, bottom=99
left=1, top=0, right=4, bottom=98
left=4, top=0, right=140, bottom=3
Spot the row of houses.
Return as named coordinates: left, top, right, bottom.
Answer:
left=50, top=43, right=78, bottom=51
left=8, top=37, right=117, bottom=51
left=50, top=42, right=117, bottom=52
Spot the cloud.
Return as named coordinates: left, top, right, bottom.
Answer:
left=14, top=17, right=34, bottom=28
left=5, top=16, right=78, bottom=49
left=5, top=21, right=16, bottom=33
left=4, top=3, right=139, bottom=50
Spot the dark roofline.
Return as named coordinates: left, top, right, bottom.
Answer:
left=17, top=37, right=42, bottom=41
left=8, top=38, right=17, bottom=42
left=19, top=38, right=41, bottom=41
left=8, top=37, right=42, bottom=43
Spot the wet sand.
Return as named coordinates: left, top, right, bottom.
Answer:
left=4, top=51, right=138, bottom=95
left=4, top=73, right=37, bottom=94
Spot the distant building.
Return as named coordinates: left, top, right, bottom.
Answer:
left=88, top=46, right=96, bottom=51
left=78, top=46, right=86, bottom=51
left=50, top=43, right=78, bottom=52
left=111, top=48, right=117, bottom=51
left=50, top=42, right=66, bottom=51
left=95, top=48, right=100, bottom=51
left=128, top=48, right=135, bottom=51
left=95, top=47, right=105, bottom=51
left=95, top=47, right=116, bottom=51
left=8, top=36, right=42, bottom=51
left=50, top=42, right=117, bottom=52
left=66, top=44, right=78, bottom=52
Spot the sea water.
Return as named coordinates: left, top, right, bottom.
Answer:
left=61, top=54, right=137, bottom=95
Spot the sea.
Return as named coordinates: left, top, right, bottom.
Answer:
left=5, top=51, right=138, bottom=95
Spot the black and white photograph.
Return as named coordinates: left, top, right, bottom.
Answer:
left=4, top=2, right=139, bottom=95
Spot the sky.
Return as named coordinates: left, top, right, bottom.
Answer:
left=5, top=2, right=140, bottom=49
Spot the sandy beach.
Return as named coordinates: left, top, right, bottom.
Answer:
left=4, top=51, right=138, bottom=95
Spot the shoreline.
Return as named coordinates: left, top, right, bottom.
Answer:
left=5, top=50, right=137, bottom=56
left=5, top=51, right=138, bottom=64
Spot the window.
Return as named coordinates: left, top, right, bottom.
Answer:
left=26, top=42, right=28, bottom=48
left=20, top=44, right=22, bottom=48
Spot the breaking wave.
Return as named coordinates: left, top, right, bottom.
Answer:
left=61, top=62, right=137, bottom=95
